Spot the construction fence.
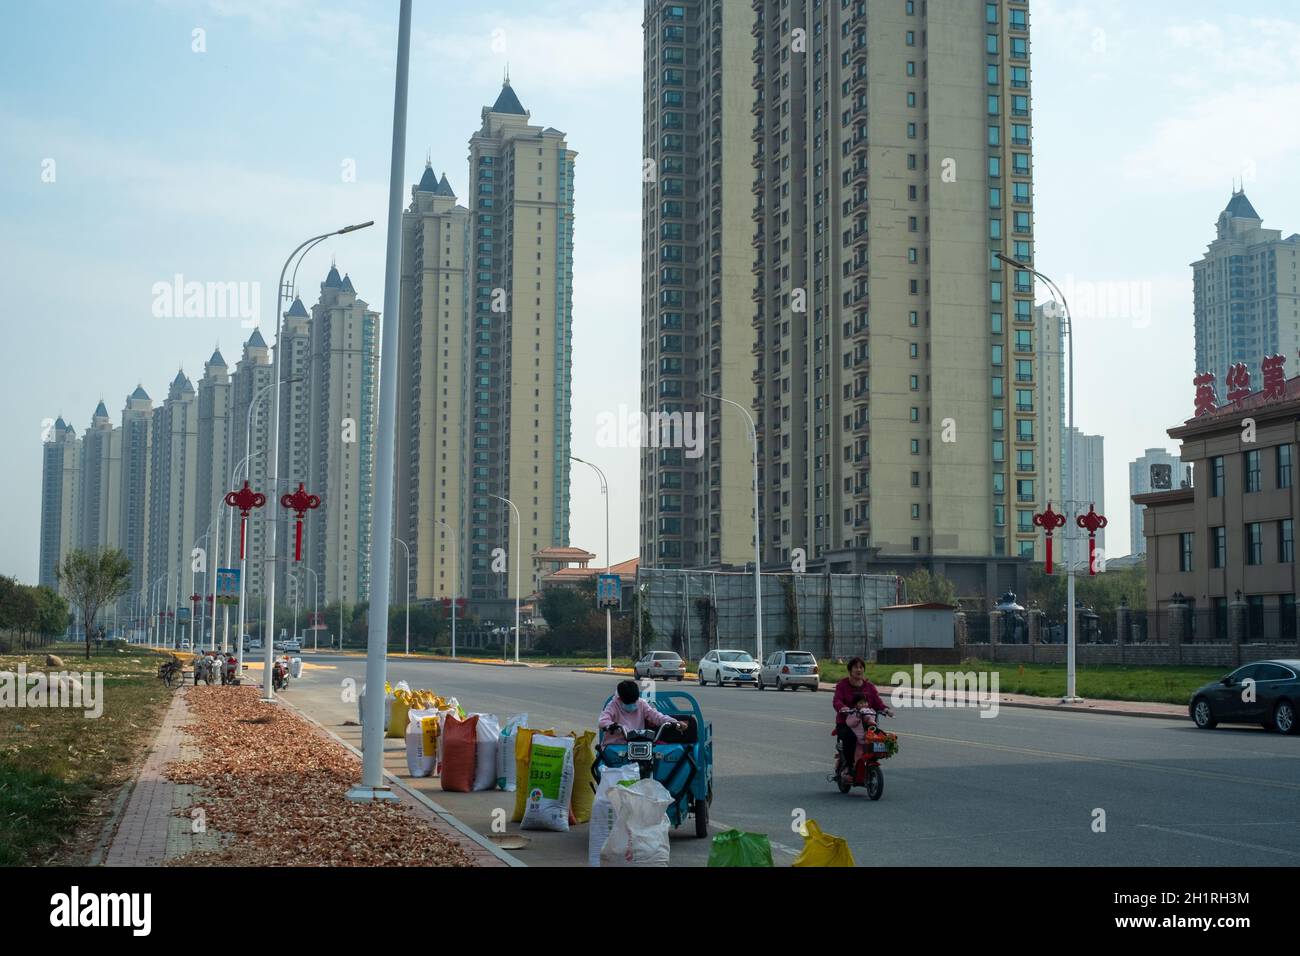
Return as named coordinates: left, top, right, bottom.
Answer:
left=636, top=568, right=900, bottom=661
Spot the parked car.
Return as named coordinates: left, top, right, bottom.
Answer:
left=1189, top=660, right=1299, bottom=734
left=634, top=651, right=686, bottom=681
left=758, top=650, right=820, bottom=691
left=282, top=638, right=302, bottom=653
left=697, top=650, right=760, bottom=686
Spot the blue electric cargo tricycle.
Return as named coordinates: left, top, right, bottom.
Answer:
left=593, top=690, right=714, bottom=837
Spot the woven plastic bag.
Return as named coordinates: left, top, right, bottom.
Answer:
left=511, top=726, right=556, bottom=821
left=568, top=730, right=597, bottom=823
left=791, top=819, right=855, bottom=867
left=600, top=778, right=672, bottom=867
left=521, top=735, right=576, bottom=832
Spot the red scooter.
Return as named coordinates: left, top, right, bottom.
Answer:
left=271, top=658, right=289, bottom=692
left=829, top=709, right=897, bottom=800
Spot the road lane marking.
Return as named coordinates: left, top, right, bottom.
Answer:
left=1137, top=824, right=1300, bottom=859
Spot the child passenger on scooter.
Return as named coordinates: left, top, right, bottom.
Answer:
left=844, top=693, right=877, bottom=761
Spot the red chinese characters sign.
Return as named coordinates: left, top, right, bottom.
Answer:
left=1194, top=353, right=1292, bottom=417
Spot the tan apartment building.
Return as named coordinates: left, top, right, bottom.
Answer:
left=38, top=417, right=80, bottom=593
left=118, top=385, right=153, bottom=607
left=146, top=370, right=199, bottom=624
left=640, top=0, right=1037, bottom=598
left=77, top=400, right=122, bottom=556
left=306, top=266, right=379, bottom=606
left=465, top=81, right=577, bottom=602
left=1137, top=379, right=1300, bottom=641
left=398, top=163, right=469, bottom=603
left=195, top=348, right=230, bottom=587
left=226, top=330, right=273, bottom=601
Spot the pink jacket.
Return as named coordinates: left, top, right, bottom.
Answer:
left=599, top=697, right=678, bottom=740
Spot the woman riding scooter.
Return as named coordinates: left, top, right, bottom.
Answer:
left=832, top=657, right=893, bottom=784
left=599, top=679, right=688, bottom=742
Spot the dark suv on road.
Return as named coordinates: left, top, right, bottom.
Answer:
left=1189, top=660, right=1299, bottom=734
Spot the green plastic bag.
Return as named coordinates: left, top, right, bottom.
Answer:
left=707, top=829, right=774, bottom=867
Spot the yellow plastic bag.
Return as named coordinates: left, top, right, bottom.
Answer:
left=568, top=731, right=597, bottom=824
left=791, top=819, right=855, bottom=867
left=511, top=726, right=557, bottom=821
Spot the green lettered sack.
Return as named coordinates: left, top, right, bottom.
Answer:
left=707, top=829, right=774, bottom=867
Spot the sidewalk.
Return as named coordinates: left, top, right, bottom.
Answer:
left=96, top=684, right=509, bottom=867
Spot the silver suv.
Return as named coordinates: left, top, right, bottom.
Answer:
left=758, top=650, right=820, bottom=691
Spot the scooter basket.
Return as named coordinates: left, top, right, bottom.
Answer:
left=865, top=730, right=898, bottom=758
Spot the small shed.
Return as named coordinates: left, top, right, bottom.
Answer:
left=881, top=602, right=958, bottom=648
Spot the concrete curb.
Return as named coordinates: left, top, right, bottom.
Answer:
left=565, top=668, right=1186, bottom=720
left=278, top=696, right=525, bottom=868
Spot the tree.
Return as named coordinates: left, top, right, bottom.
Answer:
left=57, top=548, right=132, bottom=659
left=901, top=568, right=958, bottom=605
left=540, top=587, right=588, bottom=632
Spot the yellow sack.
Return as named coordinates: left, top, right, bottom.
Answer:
left=569, top=731, right=597, bottom=824
left=791, top=819, right=855, bottom=867
left=388, top=692, right=412, bottom=739
left=511, top=726, right=557, bottom=821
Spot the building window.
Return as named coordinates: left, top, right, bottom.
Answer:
left=1212, top=526, right=1226, bottom=568
left=1179, top=532, right=1193, bottom=572
left=1278, top=444, right=1292, bottom=489
left=1246, top=523, right=1263, bottom=566
left=1281, top=519, right=1294, bottom=564
left=1210, top=456, right=1224, bottom=497
left=1245, top=449, right=1261, bottom=493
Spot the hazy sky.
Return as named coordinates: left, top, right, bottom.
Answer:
left=3, top=0, right=1300, bottom=584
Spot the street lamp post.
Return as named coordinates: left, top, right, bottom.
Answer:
left=702, top=393, right=763, bottom=662
left=433, top=518, right=458, bottom=659
left=394, top=536, right=410, bottom=656
left=264, top=227, right=373, bottom=703
left=350, top=0, right=410, bottom=804
left=996, top=252, right=1080, bottom=702
left=489, top=494, right=522, bottom=663
left=571, top=455, right=613, bottom=671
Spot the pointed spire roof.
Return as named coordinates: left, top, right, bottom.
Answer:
left=130, top=384, right=150, bottom=401
left=94, top=400, right=109, bottom=418
left=324, top=264, right=343, bottom=289
left=1225, top=189, right=1261, bottom=220
left=435, top=173, right=456, bottom=198
left=54, top=415, right=67, bottom=431
left=286, top=295, right=309, bottom=318
left=207, top=346, right=226, bottom=367
left=340, top=274, right=355, bottom=293
left=172, top=368, right=192, bottom=388
left=417, top=160, right=440, bottom=192
left=491, top=79, right=527, bottom=116
left=247, top=328, right=267, bottom=349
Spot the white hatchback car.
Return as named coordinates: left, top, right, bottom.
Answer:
left=758, top=650, right=820, bottom=691
left=697, top=650, right=760, bottom=687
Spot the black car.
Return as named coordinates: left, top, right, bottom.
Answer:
left=1189, top=659, right=1299, bottom=734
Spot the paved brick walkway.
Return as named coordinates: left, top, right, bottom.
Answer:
left=102, top=686, right=225, bottom=865
left=101, top=682, right=507, bottom=867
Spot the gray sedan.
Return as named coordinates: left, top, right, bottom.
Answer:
left=1189, top=659, right=1299, bottom=733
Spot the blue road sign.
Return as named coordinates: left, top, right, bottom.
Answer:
left=597, top=574, right=621, bottom=609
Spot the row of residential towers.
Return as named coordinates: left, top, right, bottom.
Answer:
left=39, top=268, right=379, bottom=630
left=42, top=79, right=578, bottom=624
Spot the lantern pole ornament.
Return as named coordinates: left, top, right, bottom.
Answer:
left=1032, top=502, right=1067, bottom=575
left=1076, top=503, right=1108, bottom=576
left=224, top=480, right=266, bottom=559
left=279, top=482, right=321, bottom=562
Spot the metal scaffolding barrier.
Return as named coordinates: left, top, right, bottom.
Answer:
left=635, top=568, right=898, bottom=661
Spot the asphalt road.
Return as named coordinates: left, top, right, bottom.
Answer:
left=284, top=654, right=1300, bottom=867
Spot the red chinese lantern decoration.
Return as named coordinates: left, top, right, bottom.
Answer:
left=279, top=482, right=321, bottom=562
left=1032, top=502, right=1067, bottom=575
left=225, top=480, right=267, bottom=559
left=1076, top=503, right=1108, bottom=577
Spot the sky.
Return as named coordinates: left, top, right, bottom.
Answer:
left=3, top=0, right=1300, bottom=584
